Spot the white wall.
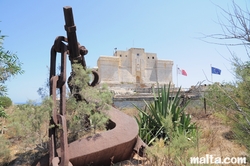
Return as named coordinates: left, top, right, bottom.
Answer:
left=97, top=56, right=120, bottom=83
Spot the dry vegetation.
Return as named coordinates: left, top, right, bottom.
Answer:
left=0, top=103, right=249, bottom=166
left=117, top=106, right=249, bottom=166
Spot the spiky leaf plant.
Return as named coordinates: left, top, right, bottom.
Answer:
left=135, top=84, right=196, bottom=145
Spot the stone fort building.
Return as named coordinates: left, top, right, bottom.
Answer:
left=97, top=48, right=173, bottom=88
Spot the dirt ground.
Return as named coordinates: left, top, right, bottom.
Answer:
left=2, top=107, right=249, bottom=166
left=193, top=112, right=248, bottom=159
left=118, top=108, right=249, bottom=166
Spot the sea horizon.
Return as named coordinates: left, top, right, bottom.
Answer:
left=13, top=101, right=42, bottom=106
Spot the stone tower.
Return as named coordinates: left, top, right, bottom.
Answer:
left=97, top=48, right=173, bottom=88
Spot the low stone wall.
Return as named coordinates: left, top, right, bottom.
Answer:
left=113, top=95, right=154, bottom=109
left=113, top=93, right=202, bottom=109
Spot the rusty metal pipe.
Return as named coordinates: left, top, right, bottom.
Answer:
left=63, top=6, right=79, bottom=61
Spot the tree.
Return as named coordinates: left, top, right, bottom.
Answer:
left=212, top=0, right=250, bottom=126
left=204, top=1, right=250, bottom=152
left=67, top=63, right=112, bottom=141
left=0, top=31, right=23, bottom=95
left=0, top=30, right=23, bottom=121
left=204, top=1, right=250, bottom=48
left=0, top=30, right=24, bottom=163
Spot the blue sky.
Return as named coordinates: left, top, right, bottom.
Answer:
left=0, top=0, right=249, bottom=103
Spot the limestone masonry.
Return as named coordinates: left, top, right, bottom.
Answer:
left=97, top=48, right=173, bottom=88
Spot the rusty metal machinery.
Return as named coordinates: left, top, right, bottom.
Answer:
left=32, top=6, right=145, bottom=166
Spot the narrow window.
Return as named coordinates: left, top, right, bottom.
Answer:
left=120, top=54, right=122, bottom=57
left=137, top=53, right=139, bottom=56
left=152, top=57, right=154, bottom=59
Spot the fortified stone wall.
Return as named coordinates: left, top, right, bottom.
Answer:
left=97, top=56, right=120, bottom=83
left=157, top=60, right=173, bottom=84
left=97, top=48, right=174, bottom=88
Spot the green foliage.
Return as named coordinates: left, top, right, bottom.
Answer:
left=135, top=84, right=197, bottom=146
left=7, top=99, right=51, bottom=149
left=233, top=59, right=250, bottom=111
left=0, top=96, right=12, bottom=108
left=0, top=106, right=7, bottom=135
left=0, top=96, right=10, bottom=134
left=204, top=83, right=236, bottom=111
left=0, top=135, right=11, bottom=164
left=146, top=135, right=198, bottom=166
left=205, top=82, right=250, bottom=154
left=232, top=119, right=250, bottom=150
left=37, top=77, right=50, bottom=99
left=0, top=32, right=24, bottom=95
left=67, top=64, right=113, bottom=140
left=0, top=106, right=7, bottom=118
left=204, top=1, right=250, bottom=156
left=0, top=98, right=52, bottom=165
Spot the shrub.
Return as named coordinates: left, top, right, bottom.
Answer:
left=0, top=106, right=7, bottom=118
left=205, top=83, right=250, bottom=154
left=135, top=84, right=197, bottom=145
left=145, top=134, right=197, bottom=166
left=7, top=100, right=50, bottom=150
left=66, top=64, right=113, bottom=141
left=0, top=96, right=12, bottom=108
left=134, top=84, right=198, bottom=165
left=0, top=136, right=11, bottom=164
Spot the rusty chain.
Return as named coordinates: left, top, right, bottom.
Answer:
left=48, top=6, right=99, bottom=166
left=49, top=36, right=69, bottom=166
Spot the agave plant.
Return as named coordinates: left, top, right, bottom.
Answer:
left=135, top=84, right=196, bottom=145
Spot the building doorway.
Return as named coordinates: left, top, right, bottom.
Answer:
left=136, top=76, right=140, bottom=84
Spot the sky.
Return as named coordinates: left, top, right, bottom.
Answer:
left=0, top=0, right=249, bottom=103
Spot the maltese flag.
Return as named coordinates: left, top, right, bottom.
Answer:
left=178, top=67, right=187, bottom=76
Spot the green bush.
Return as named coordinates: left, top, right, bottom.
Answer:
left=134, top=84, right=198, bottom=165
left=205, top=83, right=250, bottom=154
left=0, top=107, right=7, bottom=118
left=0, top=96, right=12, bottom=108
left=0, top=136, right=11, bottom=164
left=66, top=64, right=113, bottom=141
left=135, top=84, right=197, bottom=145
left=7, top=100, right=51, bottom=150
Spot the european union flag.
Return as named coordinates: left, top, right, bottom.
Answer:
left=211, top=67, right=221, bottom=75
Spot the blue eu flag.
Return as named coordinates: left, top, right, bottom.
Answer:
left=211, top=67, right=221, bottom=75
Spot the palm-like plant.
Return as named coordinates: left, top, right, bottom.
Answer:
left=135, top=84, right=196, bottom=145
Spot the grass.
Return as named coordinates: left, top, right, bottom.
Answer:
left=118, top=106, right=249, bottom=166
left=0, top=103, right=249, bottom=166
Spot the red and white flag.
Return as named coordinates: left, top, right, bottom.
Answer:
left=178, top=68, right=187, bottom=76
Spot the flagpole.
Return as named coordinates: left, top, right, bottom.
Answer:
left=176, top=65, right=178, bottom=88
left=210, top=64, right=213, bottom=83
